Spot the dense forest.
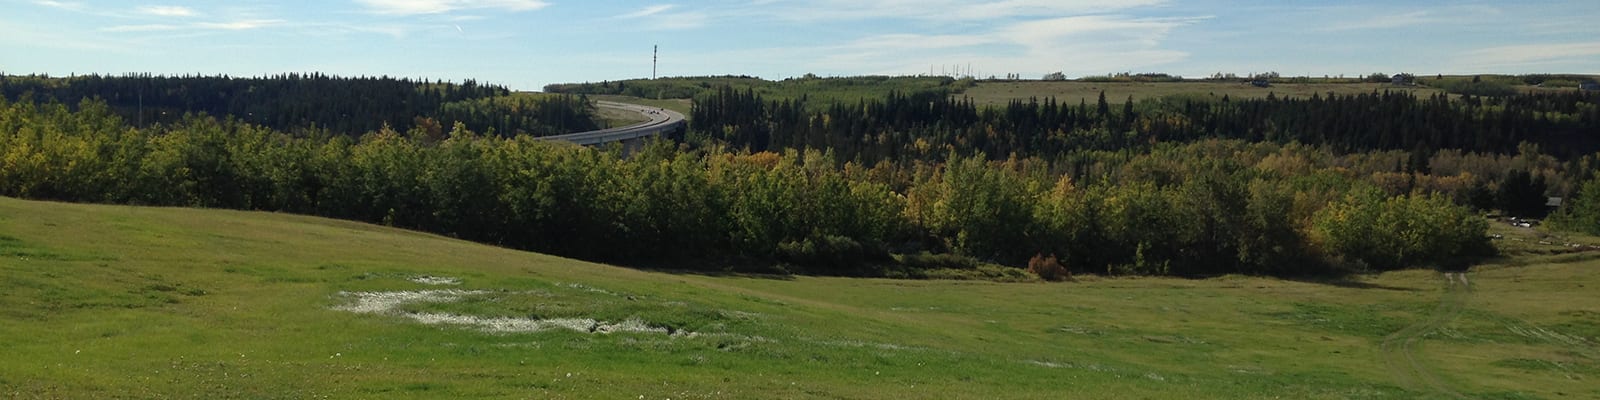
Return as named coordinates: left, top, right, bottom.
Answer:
left=0, top=74, right=598, bottom=137
left=691, top=86, right=1600, bottom=161
left=10, top=94, right=1562, bottom=278
left=6, top=74, right=1600, bottom=279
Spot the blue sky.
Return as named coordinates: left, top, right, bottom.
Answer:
left=3, top=0, right=1597, bottom=90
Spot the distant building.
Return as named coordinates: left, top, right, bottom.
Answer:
left=1250, top=79, right=1271, bottom=88
left=1391, top=74, right=1415, bottom=86
left=1581, top=81, right=1600, bottom=91
left=1547, top=197, right=1564, bottom=210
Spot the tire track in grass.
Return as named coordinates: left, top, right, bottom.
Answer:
left=1380, top=272, right=1471, bottom=399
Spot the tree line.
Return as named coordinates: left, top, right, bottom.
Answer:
left=0, top=73, right=598, bottom=137
left=690, top=86, right=1600, bottom=162
left=546, top=75, right=962, bottom=111
left=1, top=96, right=1498, bottom=277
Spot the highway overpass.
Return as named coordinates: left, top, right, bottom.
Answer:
left=534, top=100, right=686, bottom=146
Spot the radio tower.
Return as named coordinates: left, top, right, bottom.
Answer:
left=652, top=45, right=658, bottom=80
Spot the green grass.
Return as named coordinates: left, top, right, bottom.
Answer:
left=3, top=196, right=1598, bottom=399
left=591, top=100, right=654, bottom=128
left=591, top=95, right=695, bottom=118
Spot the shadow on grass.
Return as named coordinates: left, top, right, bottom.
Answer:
left=1277, top=274, right=1422, bottom=292
left=650, top=268, right=798, bottom=281
left=613, top=259, right=799, bottom=281
left=1476, top=251, right=1600, bottom=268
left=1305, top=278, right=1421, bottom=292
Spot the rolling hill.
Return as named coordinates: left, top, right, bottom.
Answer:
left=2, top=196, right=1597, bottom=399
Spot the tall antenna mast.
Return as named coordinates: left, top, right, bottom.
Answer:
left=652, top=45, right=658, bottom=80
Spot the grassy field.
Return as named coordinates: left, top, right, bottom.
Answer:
left=3, top=196, right=1598, bottom=399
left=961, top=81, right=1448, bottom=108
left=591, top=95, right=695, bottom=118
left=591, top=100, right=654, bottom=128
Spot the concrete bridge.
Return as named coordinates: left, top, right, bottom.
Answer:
left=534, top=100, right=686, bottom=146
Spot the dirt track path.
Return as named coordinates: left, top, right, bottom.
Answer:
left=1379, top=272, right=1471, bottom=399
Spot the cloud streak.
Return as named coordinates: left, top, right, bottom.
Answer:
left=714, top=14, right=1204, bottom=79
left=137, top=5, right=199, bottom=17
left=31, top=0, right=83, bottom=11
left=1314, top=5, right=1500, bottom=32
left=354, top=0, right=550, bottom=15
left=1319, top=10, right=1434, bottom=31
left=617, top=4, right=675, bottom=19
left=103, top=19, right=285, bottom=33
left=612, top=4, right=705, bottom=31
left=195, top=19, right=285, bottom=30
left=771, top=0, right=1166, bottom=22
left=101, top=24, right=182, bottom=32
left=1457, top=42, right=1600, bottom=70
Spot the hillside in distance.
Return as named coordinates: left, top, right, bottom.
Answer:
left=0, top=74, right=600, bottom=137
left=546, top=73, right=1599, bottom=106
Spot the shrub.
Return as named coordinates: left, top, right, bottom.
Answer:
left=918, top=264, right=1038, bottom=282
left=777, top=234, right=887, bottom=274
left=897, top=252, right=979, bottom=270
left=1028, top=253, right=1070, bottom=281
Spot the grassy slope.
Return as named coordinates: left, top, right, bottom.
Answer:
left=592, top=102, right=653, bottom=129
left=2, top=197, right=1597, bottom=399
left=591, top=95, right=695, bottom=117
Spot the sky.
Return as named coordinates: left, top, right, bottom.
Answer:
left=2, top=0, right=1597, bottom=91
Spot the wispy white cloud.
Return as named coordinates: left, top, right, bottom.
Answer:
left=648, top=12, right=707, bottom=30
left=837, top=33, right=992, bottom=51
left=1320, top=10, right=1434, bottom=31
left=612, top=4, right=705, bottom=31
left=772, top=0, right=1166, bottom=22
left=137, top=5, right=199, bottom=17
left=344, top=24, right=412, bottom=39
left=354, top=0, right=550, bottom=16
left=102, top=24, right=183, bottom=32
left=617, top=4, right=675, bottom=19
left=103, top=19, right=284, bottom=33
left=0, top=15, right=126, bottom=52
left=1457, top=42, right=1600, bottom=70
left=290, top=22, right=415, bottom=39
left=195, top=19, right=285, bottom=30
left=31, top=0, right=84, bottom=11
left=1315, top=5, right=1500, bottom=32
left=714, top=14, right=1204, bottom=79
left=956, top=0, right=1167, bottom=20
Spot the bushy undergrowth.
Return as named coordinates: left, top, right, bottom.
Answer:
left=896, top=252, right=980, bottom=270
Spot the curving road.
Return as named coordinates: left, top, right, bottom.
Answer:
left=534, top=100, right=686, bottom=146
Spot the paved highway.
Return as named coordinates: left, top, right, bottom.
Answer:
left=534, top=100, right=686, bottom=146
